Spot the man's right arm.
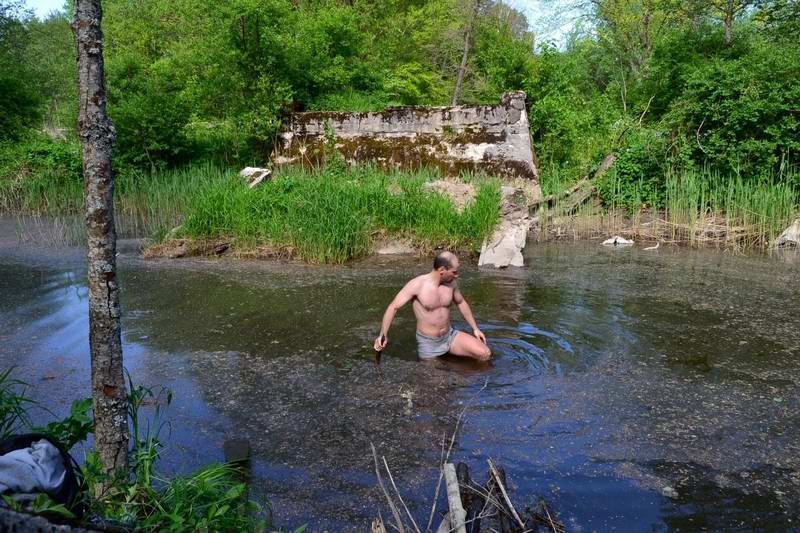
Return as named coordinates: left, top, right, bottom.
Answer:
left=375, top=278, right=419, bottom=350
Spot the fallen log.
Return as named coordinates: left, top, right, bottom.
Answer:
left=444, top=463, right=467, bottom=533
left=530, top=153, right=615, bottom=218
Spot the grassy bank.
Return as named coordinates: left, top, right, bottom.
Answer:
left=178, top=165, right=501, bottom=263
left=0, top=152, right=501, bottom=263
left=539, top=167, right=800, bottom=250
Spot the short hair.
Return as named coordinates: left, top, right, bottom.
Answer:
left=433, top=251, right=456, bottom=270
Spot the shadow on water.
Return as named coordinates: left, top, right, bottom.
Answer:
left=2, top=217, right=800, bottom=531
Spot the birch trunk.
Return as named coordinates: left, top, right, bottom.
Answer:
left=72, top=0, right=130, bottom=482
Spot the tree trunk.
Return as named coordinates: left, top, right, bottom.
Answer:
left=724, top=0, right=734, bottom=43
left=72, top=0, right=130, bottom=485
left=452, top=0, right=480, bottom=106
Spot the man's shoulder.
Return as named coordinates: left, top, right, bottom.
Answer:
left=404, top=273, right=428, bottom=291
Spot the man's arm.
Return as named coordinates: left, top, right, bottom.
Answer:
left=374, top=278, right=419, bottom=350
left=453, top=287, right=487, bottom=343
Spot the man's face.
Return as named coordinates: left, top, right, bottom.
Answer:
left=441, top=259, right=459, bottom=283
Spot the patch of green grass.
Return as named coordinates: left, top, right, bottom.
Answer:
left=182, top=165, right=501, bottom=263
left=665, top=169, right=799, bottom=247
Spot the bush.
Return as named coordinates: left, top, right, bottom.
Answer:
left=663, top=37, right=800, bottom=177
left=0, top=135, right=83, bottom=213
left=597, top=128, right=668, bottom=210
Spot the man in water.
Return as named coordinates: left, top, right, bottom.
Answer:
left=373, top=251, right=491, bottom=361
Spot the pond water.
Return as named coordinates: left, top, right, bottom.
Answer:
left=1, top=217, right=799, bottom=531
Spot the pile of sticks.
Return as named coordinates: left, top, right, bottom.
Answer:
left=371, top=452, right=564, bottom=533
left=371, top=383, right=563, bottom=533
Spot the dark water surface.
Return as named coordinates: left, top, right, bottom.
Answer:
left=2, top=218, right=800, bottom=531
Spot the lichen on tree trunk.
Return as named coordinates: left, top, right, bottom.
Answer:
left=72, top=0, right=130, bottom=484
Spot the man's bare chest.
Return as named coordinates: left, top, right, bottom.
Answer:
left=415, top=285, right=454, bottom=311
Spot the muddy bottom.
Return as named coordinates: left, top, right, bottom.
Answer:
left=2, top=217, right=800, bottom=531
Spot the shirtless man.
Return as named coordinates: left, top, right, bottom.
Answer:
left=373, top=251, right=492, bottom=361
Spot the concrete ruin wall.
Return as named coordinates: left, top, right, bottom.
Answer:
left=274, top=91, right=540, bottom=196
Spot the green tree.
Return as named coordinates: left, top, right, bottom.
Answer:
left=0, top=1, right=40, bottom=139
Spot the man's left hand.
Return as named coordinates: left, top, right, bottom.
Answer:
left=473, top=328, right=487, bottom=344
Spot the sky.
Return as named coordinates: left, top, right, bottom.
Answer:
left=26, top=0, right=64, bottom=19
left=24, top=0, right=577, bottom=46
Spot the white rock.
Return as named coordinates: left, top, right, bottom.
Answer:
left=479, top=185, right=531, bottom=268
left=774, top=219, right=800, bottom=248
left=479, top=219, right=531, bottom=267
left=661, top=486, right=679, bottom=499
left=239, top=167, right=272, bottom=189
left=602, top=235, right=634, bottom=246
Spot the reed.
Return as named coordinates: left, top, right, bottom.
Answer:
left=537, top=167, right=799, bottom=251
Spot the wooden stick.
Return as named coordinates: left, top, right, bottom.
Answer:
left=372, top=514, right=388, bottom=533
left=372, top=443, right=406, bottom=533
left=427, top=380, right=488, bottom=532
left=435, top=512, right=451, bottom=533
left=444, top=463, right=467, bottom=533
left=487, top=459, right=526, bottom=529
left=426, top=432, right=448, bottom=533
left=383, top=456, right=421, bottom=533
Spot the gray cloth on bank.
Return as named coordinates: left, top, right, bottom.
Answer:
left=0, top=439, right=66, bottom=495
left=416, top=327, right=459, bottom=359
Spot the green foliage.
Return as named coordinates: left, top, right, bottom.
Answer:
left=597, top=128, right=668, bottom=210
left=0, top=367, right=32, bottom=440
left=0, top=368, right=91, bottom=451
left=665, top=168, right=799, bottom=246
left=83, top=374, right=268, bottom=532
left=182, top=165, right=501, bottom=264
left=108, top=63, right=192, bottom=170
left=36, top=398, right=94, bottom=451
left=3, top=493, right=76, bottom=520
left=383, top=63, right=448, bottom=105
left=0, top=1, right=41, bottom=139
left=527, top=42, right=617, bottom=181
left=471, top=5, right=535, bottom=101
left=663, top=37, right=800, bottom=177
left=0, top=135, right=83, bottom=213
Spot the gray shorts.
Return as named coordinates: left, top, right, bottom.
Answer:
left=416, top=327, right=459, bottom=359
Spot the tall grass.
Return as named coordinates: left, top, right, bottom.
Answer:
left=182, top=165, right=501, bottom=263
left=0, top=162, right=231, bottom=239
left=665, top=170, right=798, bottom=248
left=537, top=166, right=799, bottom=250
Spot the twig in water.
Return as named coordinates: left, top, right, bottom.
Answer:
left=541, top=499, right=562, bottom=533
left=372, top=442, right=407, bottom=533
left=487, top=459, right=526, bottom=529
left=426, top=432, right=448, bottom=532
left=426, top=380, right=489, bottom=532
left=383, top=456, right=422, bottom=533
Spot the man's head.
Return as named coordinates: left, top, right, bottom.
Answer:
left=433, top=251, right=460, bottom=283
